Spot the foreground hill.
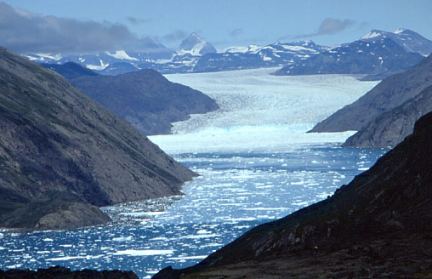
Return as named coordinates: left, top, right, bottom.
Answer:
left=155, top=112, right=432, bottom=278
left=0, top=48, right=194, bottom=230
left=68, top=69, right=218, bottom=135
left=311, top=54, right=432, bottom=133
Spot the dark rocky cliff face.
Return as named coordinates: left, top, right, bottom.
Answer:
left=155, top=112, right=432, bottom=278
left=311, top=54, right=432, bottom=133
left=0, top=48, right=195, bottom=230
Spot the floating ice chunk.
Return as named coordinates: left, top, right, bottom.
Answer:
left=242, top=207, right=288, bottom=211
left=292, top=201, right=309, bottom=206
left=179, top=234, right=219, bottom=239
left=170, top=255, right=207, bottom=261
left=112, top=236, right=134, bottom=242
left=113, top=249, right=175, bottom=256
left=47, top=255, right=104, bottom=261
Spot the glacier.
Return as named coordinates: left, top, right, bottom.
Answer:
left=151, top=68, right=378, bottom=153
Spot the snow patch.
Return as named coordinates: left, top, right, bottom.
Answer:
left=105, top=50, right=138, bottom=61
left=86, top=59, right=109, bottom=70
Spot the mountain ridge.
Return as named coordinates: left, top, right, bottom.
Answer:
left=275, top=30, right=426, bottom=78
left=24, top=28, right=432, bottom=77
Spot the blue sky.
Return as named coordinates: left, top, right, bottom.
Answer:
left=3, top=0, right=432, bottom=50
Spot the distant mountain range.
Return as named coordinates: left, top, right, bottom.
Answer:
left=23, top=29, right=432, bottom=77
left=275, top=29, right=431, bottom=78
left=194, top=40, right=325, bottom=72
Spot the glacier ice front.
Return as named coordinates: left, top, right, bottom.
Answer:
left=151, top=68, right=378, bottom=154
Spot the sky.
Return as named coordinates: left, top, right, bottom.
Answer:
left=1, top=0, right=432, bottom=53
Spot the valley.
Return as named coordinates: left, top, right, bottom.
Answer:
left=0, top=69, right=382, bottom=278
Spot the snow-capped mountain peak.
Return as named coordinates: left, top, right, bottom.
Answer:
left=362, top=30, right=386, bottom=40
left=360, top=28, right=432, bottom=56
left=177, top=33, right=217, bottom=56
left=394, top=28, right=407, bottom=34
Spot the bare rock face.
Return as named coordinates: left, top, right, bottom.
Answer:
left=0, top=48, right=195, bottom=230
left=154, top=112, right=432, bottom=278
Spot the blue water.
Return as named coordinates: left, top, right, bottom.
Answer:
left=0, top=145, right=384, bottom=278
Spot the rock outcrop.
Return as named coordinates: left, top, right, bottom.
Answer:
left=0, top=48, right=194, bottom=230
left=154, top=112, right=432, bottom=278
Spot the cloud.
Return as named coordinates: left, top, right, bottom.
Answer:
left=229, top=28, right=244, bottom=38
left=295, top=18, right=355, bottom=38
left=0, top=2, right=165, bottom=53
left=126, top=16, right=151, bottom=25
left=162, top=30, right=189, bottom=42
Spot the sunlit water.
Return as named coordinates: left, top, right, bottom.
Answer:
left=0, top=68, right=384, bottom=278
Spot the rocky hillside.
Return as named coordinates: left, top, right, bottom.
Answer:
left=344, top=85, right=432, bottom=147
left=311, top=54, right=432, bottom=133
left=68, top=69, right=218, bottom=135
left=154, top=112, right=432, bottom=278
left=0, top=48, right=195, bottom=230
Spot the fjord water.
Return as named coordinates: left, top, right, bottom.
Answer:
left=0, top=68, right=384, bottom=278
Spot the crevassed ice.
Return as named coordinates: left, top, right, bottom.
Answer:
left=151, top=68, right=378, bottom=154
